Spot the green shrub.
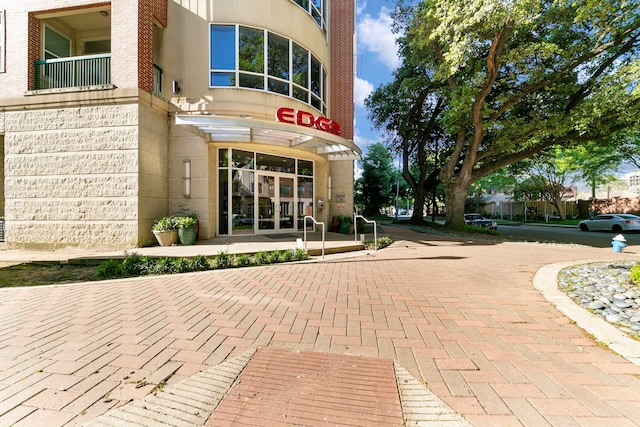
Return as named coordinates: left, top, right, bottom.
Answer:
left=294, top=248, right=308, bottom=261
left=121, top=253, right=143, bottom=277
left=377, top=236, right=393, bottom=249
left=631, top=263, right=640, bottom=285
left=267, top=250, right=282, bottom=264
left=97, top=259, right=123, bottom=279
left=253, top=251, right=268, bottom=265
left=171, top=257, right=191, bottom=273
left=235, top=254, right=251, bottom=267
left=280, top=249, right=294, bottom=262
left=189, top=255, right=210, bottom=271
left=214, top=252, right=231, bottom=269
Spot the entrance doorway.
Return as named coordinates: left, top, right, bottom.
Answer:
left=220, top=149, right=314, bottom=236
left=256, top=174, right=295, bottom=233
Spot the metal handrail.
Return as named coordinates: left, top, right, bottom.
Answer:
left=303, top=216, right=325, bottom=259
left=34, top=54, right=111, bottom=90
left=354, top=215, right=377, bottom=251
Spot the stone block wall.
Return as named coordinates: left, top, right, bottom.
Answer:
left=2, top=104, right=142, bottom=249
left=138, top=100, right=170, bottom=247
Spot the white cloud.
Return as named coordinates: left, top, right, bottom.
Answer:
left=354, top=76, right=374, bottom=107
left=357, top=7, right=401, bottom=70
left=354, top=129, right=379, bottom=154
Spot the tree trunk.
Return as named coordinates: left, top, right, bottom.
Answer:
left=443, top=181, right=471, bottom=228
left=411, top=185, right=426, bottom=223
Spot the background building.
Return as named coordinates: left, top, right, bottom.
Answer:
left=0, top=0, right=360, bottom=249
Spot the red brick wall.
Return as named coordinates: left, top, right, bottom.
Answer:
left=27, top=13, right=39, bottom=91
left=138, top=0, right=167, bottom=92
left=329, top=0, right=355, bottom=140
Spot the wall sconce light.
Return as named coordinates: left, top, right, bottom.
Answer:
left=328, top=175, right=332, bottom=201
left=172, top=80, right=180, bottom=94
left=182, top=160, right=191, bottom=198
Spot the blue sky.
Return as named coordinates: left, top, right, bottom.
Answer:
left=354, top=0, right=401, bottom=155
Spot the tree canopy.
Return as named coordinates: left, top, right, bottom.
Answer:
left=355, top=142, right=396, bottom=216
left=379, top=0, right=640, bottom=226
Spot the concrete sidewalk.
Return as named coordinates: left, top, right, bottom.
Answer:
left=1, top=225, right=640, bottom=426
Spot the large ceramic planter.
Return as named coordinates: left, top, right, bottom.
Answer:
left=178, top=226, right=197, bottom=246
left=339, top=221, right=352, bottom=234
left=153, top=230, right=179, bottom=246
left=331, top=217, right=340, bottom=232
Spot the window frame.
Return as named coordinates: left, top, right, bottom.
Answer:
left=209, top=23, right=327, bottom=113
left=43, top=24, right=72, bottom=60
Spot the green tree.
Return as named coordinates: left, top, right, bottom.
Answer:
left=562, top=141, right=623, bottom=198
left=396, top=0, right=640, bottom=227
left=512, top=150, right=577, bottom=220
left=366, top=39, right=450, bottom=223
left=355, top=143, right=396, bottom=216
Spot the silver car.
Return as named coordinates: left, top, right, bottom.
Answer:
left=578, top=214, right=640, bottom=232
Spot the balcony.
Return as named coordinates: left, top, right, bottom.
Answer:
left=33, top=55, right=163, bottom=97
left=34, top=54, right=111, bottom=90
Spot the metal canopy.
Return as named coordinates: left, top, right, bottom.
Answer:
left=174, top=114, right=361, bottom=161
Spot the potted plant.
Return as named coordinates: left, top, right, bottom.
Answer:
left=176, top=206, right=199, bottom=239
left=338, top=215, right=353, bottom=234
left=175, top=216, right=197, bottom=246
left=152, top=216, right=179, bottom=246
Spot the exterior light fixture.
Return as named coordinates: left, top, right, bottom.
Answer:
left=99, top=10, right=109, bottom=17
left=182, top=160, right=191, bottom=198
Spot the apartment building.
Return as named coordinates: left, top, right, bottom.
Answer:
left=0, top=0, right=360, bottom=249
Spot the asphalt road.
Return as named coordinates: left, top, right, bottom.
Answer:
left=497, top=223, right=640, bottom=248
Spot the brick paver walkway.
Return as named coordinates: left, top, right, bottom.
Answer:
left=1, top=225, right=640, bottom=426
left=206, top=347, right=403, bottom=426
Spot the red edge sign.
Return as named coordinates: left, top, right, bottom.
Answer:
left=276, top=107, right=341, bottom=136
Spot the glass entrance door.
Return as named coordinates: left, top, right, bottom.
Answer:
left=256, top=174, right=296, bottom=233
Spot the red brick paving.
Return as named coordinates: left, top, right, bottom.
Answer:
left=206, top=347, right=403, bottom=426
left=0, top=225, right=639, bottom=425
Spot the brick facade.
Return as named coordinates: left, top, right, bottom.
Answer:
left=138, top=0, right=167, bottom=92
left=329, top=0, right=355, bottom=141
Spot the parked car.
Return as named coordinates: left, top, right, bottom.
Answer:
left=464, top=213, right=498, bottom=230
left=578, top=214, right=640, bottom=232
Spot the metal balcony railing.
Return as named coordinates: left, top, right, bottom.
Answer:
left=34, top=54, right=111, bottom=90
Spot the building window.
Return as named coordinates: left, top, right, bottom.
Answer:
left=210, top=25, right=236, bottom=86
left=210, top=24, right=326, bottom=113
left=44, top=26, right=71, bottom=59
left=630, top=175, right=640, bottom=187
left=291, top=0, right=326, bottom=34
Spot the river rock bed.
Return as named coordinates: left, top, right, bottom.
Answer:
left=558, top=261, right=640, bottom=337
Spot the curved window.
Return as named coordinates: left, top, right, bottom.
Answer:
left=210, top=24, right=327, bottom=114
left=291, top=0, right=326, bottom=34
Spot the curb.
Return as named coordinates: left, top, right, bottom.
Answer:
left=533, top=260, right=640, bottom=366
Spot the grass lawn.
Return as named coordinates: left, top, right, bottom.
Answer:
left=0, top=262, right=100, bottom=288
